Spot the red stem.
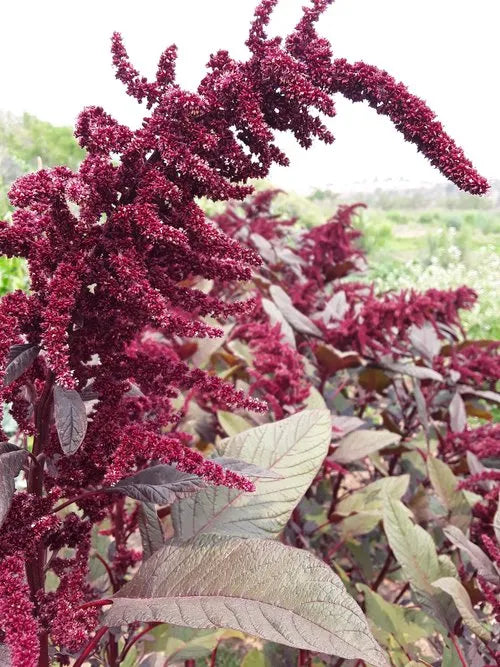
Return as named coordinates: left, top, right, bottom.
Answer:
left=25, top=374, right=54, bottom=667
left=298, top=649, right=312, bottom=666
left=74, top=626, right=108, bottom=667
left=449, top=633, right=468, bottom=667
left=371, top=549, right=393, bottom=591
left=93, top=553, right=118, bottom=593
left=119, top=623, right=159, bottom=662
left=50, top=488, right=111, bottom=514
left=78, top=598, right=113, bottom=611
left=210, top=639, right=222, bottom=667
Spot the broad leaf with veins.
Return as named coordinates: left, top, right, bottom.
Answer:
left=173, top=410, right=331, bottom=539
left=103, top=534, right=387, bottom=666
left=53, top=385, right=88, bottom=455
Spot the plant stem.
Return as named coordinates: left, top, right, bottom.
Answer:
left=371, top=549, right=393, bottom=591
left=26, top=374, right=54, bottom=667
left=50, top=488, right=111, bottom=514
left=209, top=639, right=221, bottom=667
left=119, top=623, right=159, bottom=663
left=93, top=553, right=119, bottom=593
left=328, top=473, right=344, bottom=518
left=449, top=633, right=468, bottom=667
left=298, top=649, right=311, bottom=666
left=74, top=626, right=109, bottom=667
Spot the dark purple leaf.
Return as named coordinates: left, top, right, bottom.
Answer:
left=458, top=386, right=500, bottom=405
left=261, top=298, right=296, bottom=349
left=449, top=392, right=467, bottom=433
left=321, top=291, right=348, bottom=325
left=212, top=457, right=280, bottom=479
left=382, top=360, right=444, bottom=382
left=3, top=344, right=39, bottom=387
left=408, top=322, right=441, bottom=361
left=0, top=442, right=28, bottom=528
left=444, top=526, right=499, bottom=584
left=331, top=416, right=365, bottom=439
left=53, top=385, right=88, bottom=455
left=111, top=464, right=210, bottom=505
left=250, top=233, right=275, bottom=263
left=103, top=534, right=387, bottom=665
left=269, top=285, right=322, bottom=337
left=138, top=503, right=164, bottom=560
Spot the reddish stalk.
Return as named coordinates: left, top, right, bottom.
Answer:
left=298, top=649, right=312, bottom=666
left=74, top=626, right=109, bottom=667
left=25, top=374, right=54, bottom=667
left=371, top=550, right=393, bottom=591
left=93, top=553, right=119, bottom=592
left=210, top=639, right=222, bottom=667
left=78, top=598, right=113, bottom=611
left=449, top=633, right=468, bottom=667
left=119, top=623, right=159, bottom=662
left=50, top=488, right=112, bottom=514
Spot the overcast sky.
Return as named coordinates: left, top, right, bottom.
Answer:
left=1, top=0, right=498, bottom=193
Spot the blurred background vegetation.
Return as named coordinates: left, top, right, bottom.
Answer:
left=1, top=112, right=498, bottom=340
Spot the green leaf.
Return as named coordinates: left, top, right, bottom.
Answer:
left=427, top=457, right=471, bottom=531
left=382, top=496, right=456, bottom=628
left=103, top=534, right=387, bottom=665
left=173, top=410, right=331, bottom=539
left=241, top=649, right=267, bottom=667
left=339, top=511, right=381, bottom=537
left=432, top=577, right=491, bottom=641
left=145, top=626, right=239, bottom=664
left=358, top=584, right=435, bottom=646
left=332, top=429, right=400, bottom=464
left=336, top=475, right=409, bottom=516
left=304, top=386, right=327, bottom=411
left=217, top=410, right=253, bottom=437
left=383, top=496, right=440, bottom=593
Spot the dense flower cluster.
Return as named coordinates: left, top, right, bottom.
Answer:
left=231, top=316, right=310, bottom=419
left=441, top=423, right=500, bottom=461
left=0, top=0, right=490, bottom=664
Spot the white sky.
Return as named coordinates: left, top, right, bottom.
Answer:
left=1, top=0, right=499, bottom=193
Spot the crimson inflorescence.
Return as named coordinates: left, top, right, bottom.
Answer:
left=0, top=0, right=490, bottom=663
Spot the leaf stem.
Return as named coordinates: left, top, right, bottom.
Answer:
left=119, top=623, right=159, bottom=663
left=50, top=488, right=111, bottom=514
left=371, top=549, right=393, bottom=591
left=74, top=626, right=108, bottom=667
left=449, top=633, right=467, bottom=667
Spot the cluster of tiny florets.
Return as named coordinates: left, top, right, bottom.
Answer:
left=0, top=0, right=490, bottom=663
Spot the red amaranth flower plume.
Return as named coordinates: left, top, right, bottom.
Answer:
left=0, top=555, right=40, bottom=667
left=0, top=1, right=490, bottom=663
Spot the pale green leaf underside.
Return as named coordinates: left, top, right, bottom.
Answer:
left=104, top=534, right=387, bottom=666
left=332, top=429, right=400, bottom=464
left=173, top=409, right=331, bottom=539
